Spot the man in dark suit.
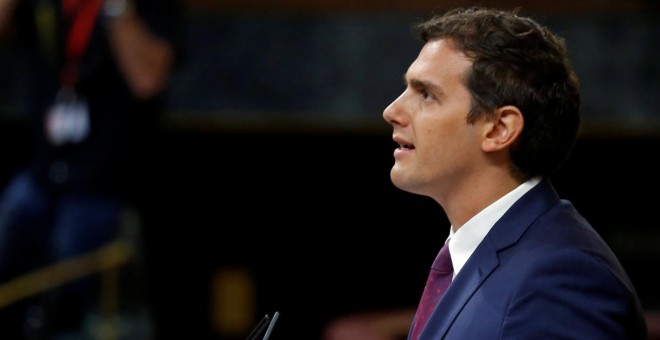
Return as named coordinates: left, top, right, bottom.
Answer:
left=381, top=7, right=647, bottom=339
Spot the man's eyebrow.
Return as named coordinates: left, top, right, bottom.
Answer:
left=406, top=76, right=445, bottom=98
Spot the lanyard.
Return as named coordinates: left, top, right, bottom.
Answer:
left=60, top=0, right=103, bottom=86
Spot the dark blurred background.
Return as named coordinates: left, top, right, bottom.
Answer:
left=1, top=0, right=659, bottom=339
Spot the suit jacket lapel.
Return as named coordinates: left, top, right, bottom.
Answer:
left=422, top=240, right=499, bottom=339
left=420, top=178, right=561, bottom=339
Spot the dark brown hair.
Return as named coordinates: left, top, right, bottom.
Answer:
left=417, top=7, right=581, bottom=179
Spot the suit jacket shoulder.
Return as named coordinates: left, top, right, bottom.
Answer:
left=420, top=178, right=647, bottom=340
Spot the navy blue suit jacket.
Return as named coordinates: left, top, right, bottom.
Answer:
left=412, top=179, right=647, bottom=339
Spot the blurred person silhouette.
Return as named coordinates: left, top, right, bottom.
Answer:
left=324, top=6, right=647, bottom=340
left=0, top=0, right=185, bottom=338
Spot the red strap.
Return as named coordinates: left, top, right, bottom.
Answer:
left=61, top=0, right=103, bottom=86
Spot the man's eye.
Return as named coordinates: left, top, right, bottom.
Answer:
left=422, top=89, right=433, bottom=100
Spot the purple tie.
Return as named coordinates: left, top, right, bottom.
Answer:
left=410, top=242, right=453, bottom=340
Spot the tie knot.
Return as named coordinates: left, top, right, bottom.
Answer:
left=431, top=242, right=452, bottom=273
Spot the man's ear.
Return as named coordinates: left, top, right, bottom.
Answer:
left=482, top=105, right=523, bottom=152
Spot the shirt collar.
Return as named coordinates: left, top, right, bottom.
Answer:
left=447, top=176, right=542, bottom=277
